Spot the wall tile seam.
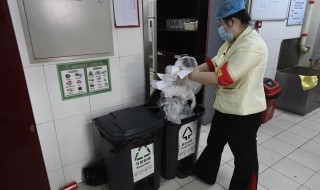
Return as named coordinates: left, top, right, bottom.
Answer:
left=118, top=59, right=125, bottom=107
left=24, top=64, right=64, bottom=180
left=51, top=102, right=138, bottom=122
left=48, top=121, right=65, bottom=180
left=52, top=112, right=67, bottom=152
left=89, top=57, right=123, bottom=113
left=47, top=167, right=65, bottom=174
left=84, top=56, right=121, bottom=61
left=119, top=51, right=144, bottom=57
left=123, top=98, right=146, bottom=105
left=46, top=165, right=64, bottom=174
left=35, top=120, right=55, bottom=127
left=22, top=63, right=44, bottom=68
left=119, top=54, right=144, bottom=58
left=111, top=2, right=121, bottom=58
left=61, top=156, right=96, bottom=169
left=42, top=65, right=73, bottom=123
left=122, top=99, right=146, bottom=108
left=52, top=112, right=93, bottom=123
left=33, top=55, right=122, bottom=67
left=22, top=65, right=55, bottom=125
left=91, top=104, right=124, bottom=115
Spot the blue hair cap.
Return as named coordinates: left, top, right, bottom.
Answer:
left=216, top=0, right=246, bottom=20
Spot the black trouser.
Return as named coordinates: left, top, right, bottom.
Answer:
left=193, top=110, right=261, bottom=190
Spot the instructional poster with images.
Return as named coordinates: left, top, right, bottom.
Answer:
left=58, top=63, right=88, bottom=99
left=131, top=144, right=155, bottom=183
left=57, top=59, right=111, bottom=100
left=178, top=121, right=197, bottom=160
left=87, top=61, right=110, bottom=93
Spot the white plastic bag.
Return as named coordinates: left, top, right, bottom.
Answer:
left=152, top=56, right=202, bottom=124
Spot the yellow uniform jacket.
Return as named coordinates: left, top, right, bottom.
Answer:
left=209, top=27, right=268, bottom=115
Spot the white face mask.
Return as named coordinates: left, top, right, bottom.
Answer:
left=218, top=25, right=234, bottom=41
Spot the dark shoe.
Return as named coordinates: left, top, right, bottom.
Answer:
left=192, top=167, right=216, bottom=185
left=176, top=167, right=193, bottom=179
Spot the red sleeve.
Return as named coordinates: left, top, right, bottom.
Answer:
left=206, top=58, right=215, bottom=72
left=217, top=62, right=234, bottom=86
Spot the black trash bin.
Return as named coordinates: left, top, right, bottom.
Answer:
left=94, top=106, right=164, bottom=190
left=146, top=90, right=205, bottom=179
left=161, top=105, right=205, bottom=179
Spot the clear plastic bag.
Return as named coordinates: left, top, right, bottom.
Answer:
left=155, top=56, right=202, bottom=124
left=158, top=93, right=195, bottom=124
left=174, top=56, right=202, bottom=94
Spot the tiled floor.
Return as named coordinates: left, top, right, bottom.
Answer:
left=78, top=108, right=320, bottom=190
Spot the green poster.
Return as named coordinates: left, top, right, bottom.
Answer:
left=57, top=59, right=111, bottom=100
left=86, top=59, right=112, bottom=94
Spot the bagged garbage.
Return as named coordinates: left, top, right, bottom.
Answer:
left=151, top=56, right=202, bottom=124
left=83, top=160, right=107, bottom=186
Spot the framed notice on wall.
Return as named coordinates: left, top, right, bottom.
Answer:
left=57, top=59, right=112, bottom=100
left=250, top=0, right=291, bottom=20
left=287, top=0, right=307, bottom=26
left=86, top=60, right=111, bottom=94
left=113, top=0, right=140, bottom=27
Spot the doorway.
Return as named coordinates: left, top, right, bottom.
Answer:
left=0, top=0, right=50, bottom=189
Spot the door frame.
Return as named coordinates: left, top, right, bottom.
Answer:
left=0, top=0, right=50, bottom=189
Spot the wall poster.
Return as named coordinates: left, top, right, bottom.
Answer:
left=57, top=59, right=111, bottom=100
left=287, top=0, right=307, bottom=26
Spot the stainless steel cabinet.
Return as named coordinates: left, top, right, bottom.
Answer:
left=276, top=38, right=320, bottom=115
left=18, top=0, right=114, bottom=63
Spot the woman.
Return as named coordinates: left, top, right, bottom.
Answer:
left=187, top=0, right=268, bottom=189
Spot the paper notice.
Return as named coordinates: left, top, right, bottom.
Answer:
left=258, top=0, right=268, bottom=11
left=114, top=0, right=139, bottom=27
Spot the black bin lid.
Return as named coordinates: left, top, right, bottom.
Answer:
left=94, top=106, right=164, bottom=141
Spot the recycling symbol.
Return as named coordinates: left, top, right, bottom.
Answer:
left=182, top=126, right=193, bottom=140
left=135, top=146, right=151, bottom=161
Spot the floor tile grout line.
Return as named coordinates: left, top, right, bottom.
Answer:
left=297, top=184, right=312, bottom=190
left=271, top=156, right=318, bottom=184
left=289, top=123, right=320, bottom=135
left=299, top=170, right=320, bottom=189
left=270, top=129, right=316, bottom=148
left=274, top=111, right=317, bottom=127
left=259, top=141, right=320, bottom=188
left=264, top=164, right=307, bottom=187
left=272, top=133, right=309, bottom=148
left=178, top=177, right=198, bottom=188
left=267, top=117, right=320, bottom=148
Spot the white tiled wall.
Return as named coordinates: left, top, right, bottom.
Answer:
left=89, top=58, right=123, bottom=111
left=24, top=66, right=53, bottom=124
left=44, top=64, right=92, bottom=121
left=37, top=122, right=62, bottom=172
left=8, top=0, right=145, bottom=189
left=120, top=55, right=145, bottom=104
left=258, top=20, right=302, bottom=79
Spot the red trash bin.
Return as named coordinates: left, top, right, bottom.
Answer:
left=261, top=78, right=281, bottom=124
